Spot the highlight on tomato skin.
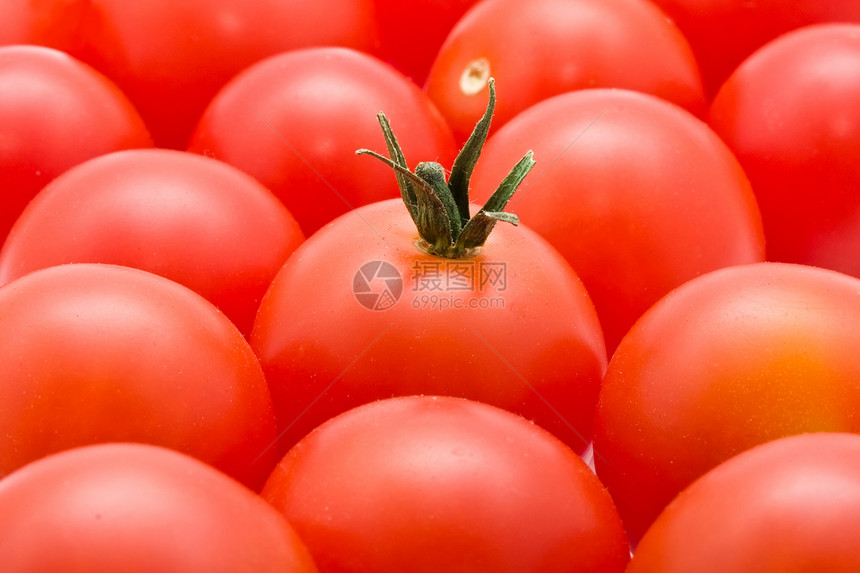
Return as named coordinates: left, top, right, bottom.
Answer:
left=262, top=395, right=631, bottom=573
left=0, top=443, right=320, bottom=573
left=0, top=263, right=279, bottom=491
left=0, top=148, right=305, bottom=338
left=188, top=46, right=458, bottom=237
left=0, top=44, right=153, bottom=245
left=628, top=432, right=860, bottom=573
left=593, top=261, right=860, bottom=546
left=708, top=23, right=860, bottom=278
left=470, top=87, right=765, bottom=354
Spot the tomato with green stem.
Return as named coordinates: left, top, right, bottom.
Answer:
left=250, top=79, right=607, bottom=456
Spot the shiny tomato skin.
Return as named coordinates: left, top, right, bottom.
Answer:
left=250, top=198, right=607, bottom=456
left=0, top=443, right=319, bottom=573
left=593, top=262, right=860, bottom=546
left=0, top=263, right=278, bottom=490
left=0, top=0, right=381, bottom=148
left=0, top=45, right=152, bottom=243
left=649, top=0, right=860, bottom=98
left=188, top=47, right=457, bottom=236
left=425, top=0, right=705, bottom=143
left=263, top=395, right=630, bottom=573
left=471, top=88, right=765, bottom=352
left=709, top=24, right=860, bottom=277
left=0, top=149, right=304, bottom=337
left=629, top=433, right=860, bottom=572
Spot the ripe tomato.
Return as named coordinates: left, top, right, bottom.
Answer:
left=0, top=149, right=304, bottom=337
left=649, top=0, right=860, bottom=98
left=372, top=0, right=480, bottom=85
left=0, top=263, right=278, bottom=490
left=0, top=45, right=151, bottom=243
left=471, top=88, right=765, bottom=352
left=0, top=443, right=319, bottom=572
left=251, top=197, right=606, bottom=456
left=425, top=0, right=705, bottom=143
left=188, top=47, right=457, bottom=236
left=629, top=433, right=860, bottom=572
left=0, top=0, right=381, bottom=148
left=251, top=81, right=606, bottom=455
left=709, top=24, right=860, bottom=277
left=263, top=395, right=630, bottom=572
left=593, top=262, right=860, bottom=545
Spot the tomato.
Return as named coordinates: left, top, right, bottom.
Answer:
left=0, top=263, right=278, bottom=490
left=424, top=0, right=705, bottom=143
left=188, top=47, right=457, bottom=236
left=263, top=395, right=630, bottom=572
left=0, top=45, right=151, bottom=243
left=372, top=0, right=480, bottom=85
left=250, top=81, right=606, bottom=455
left=0, top=443, right=318, bottom=572
left=593, top=262, right=860, bottom=545
left=471, top=88, right=765, bottom=352
left=649, top=0, right=860, bottom=98
left=629, top=433, right=860, bottom=572
left=0, top=0, right=381, bottom=148
left=708, top=24, right=860, bottom=277
left=0, top=149, right=304, bottom=337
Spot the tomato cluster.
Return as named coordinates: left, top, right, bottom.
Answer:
left=2, top=1, right=860, bottom=570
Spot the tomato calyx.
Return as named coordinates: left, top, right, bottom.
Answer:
left=357, top=78, right=535, bottom=259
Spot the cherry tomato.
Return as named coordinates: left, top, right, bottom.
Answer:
left=425, top=0, right=705, bottom=143
left=188, top=47, right=457, bottom=236
left=0, top=443, right=318, bottom=572
left=649, top=0, right=860, bottom=98
left=0, top=0, right=381, bottom=148
left=263, top=395, right=630, bottom=572
left=471, top=88, right=765, bottom=352
left=709, top=23, right=860, bottom=277
left=372, top=0, right=480, bottom=85
left=0, top=149, right=304, bottom=337
left=629, top=433, right=860, bottom=572
left=593, top=262, right=860, bottom=545
left=251, top=198, right=606, bottom=456
left=0, top=45, right=151, bottom=243
left=0, top=263, right=278, bottom=490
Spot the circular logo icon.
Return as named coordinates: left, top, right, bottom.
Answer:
left=352, top=261, right=403, bottom=311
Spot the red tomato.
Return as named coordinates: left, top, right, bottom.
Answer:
left=0, top=149, right=304, bottom=336
left=425, top=0, right=705, bottom=143
left=629, top=433, right=860, bottom=572
left=0, top=45, right=151, bottom=243
left=471, top=88, right=765, bottom=352
left=263, top=395, right=630, bottom=572
left=251, top=198, right=606, bottom=456
left=188, top=47, right=457, bottom=236
left=373, top=0, right=480, bottom=85
left=593, top=262, right=860, bottom=545
left=0, top=263, right=278, bottom=490
left=0, top=443, right=318, bottom=572
left=0, top=0, right=381, bottom=148
left=649, top=0, right=860, bottom=98
left=709, top=24, right=860, bottom=277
